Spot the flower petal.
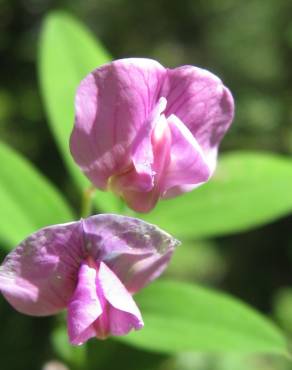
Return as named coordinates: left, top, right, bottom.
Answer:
left=161, top=66, right=234, bottom=165
left=98, top=261, right=143, bottom=336
left=161, top=114, right=211, bottom=197
left=118, top=186, right=160, bottom=213
left=0, top=221, right=83, bottom=316
left=130, top=97, right=168, bottom=191
left=70, top=58, right=166, bottom=189
left=82, top=214, right=180, bottom=293
left=111, top=110, right=172, bottom=213
left=67, top=261, right=102, bottom=345
left=108, top=308, right=143, bottom=336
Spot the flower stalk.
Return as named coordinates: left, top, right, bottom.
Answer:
left=81, top=185, right=96, bottom=218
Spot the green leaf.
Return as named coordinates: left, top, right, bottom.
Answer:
left=171, top=352, right=289, bottom=370
left=273, top=288, right=292, bottom=335
left=0, top=141, right=74, bottom=248
left=51, top=325, right=86, bottom=369
left=38, top=11, right=119, bottom=213
left=143, top=151, right=292, bottom=238
left=119, top=280, right=287, bottom=354
left=166, top=240, right=225, bottom=283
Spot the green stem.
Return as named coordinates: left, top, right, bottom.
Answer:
left=81, top=185, right=96, bottom=218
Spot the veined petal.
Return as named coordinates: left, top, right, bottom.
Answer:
left=70, top=58, right=166, bottom=189
left=0, top=214, right=179, bottom=319
left=118, top=187, right=160, bottom=213
left=120, top=249, right=174, bottom=293
left=107, top=308, right=143, bottom=336
left=98, top=262, right=143, bottom=336
left=112, top=110, right=171, bottom=213
left=161, top=114, right=211, bottom=197
left=70, top=59, right=234, bottom=213
left=82, top=214, right=180, bottom=293
left=0, top=222, right=84, bottom=316
left=68, top=261, right=102, bottom=345
left=130, top=97, right=168, bottom=191
left=161, top=66, right=234, bottom=163
left=68, top=260, right=143, bottom=342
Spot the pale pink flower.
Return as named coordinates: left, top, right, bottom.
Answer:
left=0, top=214, right=179, bottom=345
left=70, top=58, right=234, bottom=212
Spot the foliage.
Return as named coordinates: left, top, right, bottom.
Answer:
left=0, top=141, right=74, bottom=247
left=1, top=2, right=292, bottom=370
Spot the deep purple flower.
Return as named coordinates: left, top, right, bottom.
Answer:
left=70, top=58, right=234, bottom=212
left=0, top=214, right=179, bottom=345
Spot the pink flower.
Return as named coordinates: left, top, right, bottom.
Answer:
left=0, top=214, right=178, bottom=345
left=70, top=58, right=234, bottom=212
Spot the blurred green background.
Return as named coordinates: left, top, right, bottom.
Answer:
left=1, top=0, right=292, bottom=369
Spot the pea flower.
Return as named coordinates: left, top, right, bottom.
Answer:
left=0, top=214, right=179, bottom=345
left=70, top=58, right=234, bottom=213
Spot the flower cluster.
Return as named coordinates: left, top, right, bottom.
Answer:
left=0, top=58, right=234, bottom=345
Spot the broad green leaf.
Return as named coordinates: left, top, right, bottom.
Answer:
left=143, top=152, right=292, bottom=238
left=119, top=280, right=287, bottom=354
left=213, top=354, right=289, bottom=370
left=51, top=325, right=86, bottom=368
left=171, top=353, right=289, bottom=370
left=38, top=11, right=119, bottom=213
left=0, top=141, right=74, bottom=248
left=273, top=288, right=292, bottom=335
left=166, top=240, right=225, bottom=282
